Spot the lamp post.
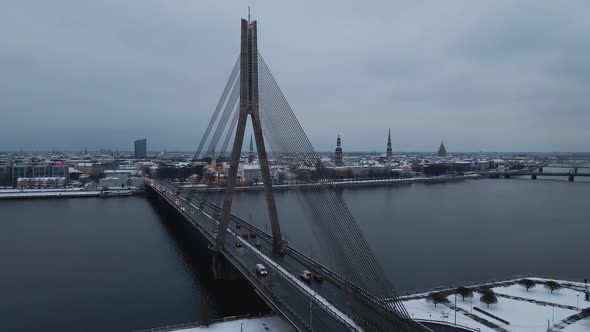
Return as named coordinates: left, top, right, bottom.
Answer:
left=577, top=294, right=579, bottom=311
left=454, top=292, right=457, bottom=325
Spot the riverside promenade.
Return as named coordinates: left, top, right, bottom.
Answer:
left=0, top=188, right=140, bottom=200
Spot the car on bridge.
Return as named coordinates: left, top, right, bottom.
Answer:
left=235, top=241, right=242, bottom=248
left=242, top=233, right=249, bottom=239
left=249, top=233, right=256, bottom=238
left=256, top=264, right=268, bottom=276
left=300, top=270, right=312, bottom=282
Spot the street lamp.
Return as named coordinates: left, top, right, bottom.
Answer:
left=577, top=294, right=579, bottom=311
left=454, top=292, right=457, bottom=325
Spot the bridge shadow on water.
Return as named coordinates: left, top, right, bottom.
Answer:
left=145, top=193, right=271, bottom=323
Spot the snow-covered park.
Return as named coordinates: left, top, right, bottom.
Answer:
left=401, top=277, right=590, bottom=332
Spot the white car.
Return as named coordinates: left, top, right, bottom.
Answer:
left=256, top=264, right=268, bottom=276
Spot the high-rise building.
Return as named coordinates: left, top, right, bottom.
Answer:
left=248, top=133, right=255, bottom=163
left=437, top=140, right=447, bottom=158
left=386, top=129, right=393, bottom=161
left=134, top=138, right=147, bottom=159
left=335, top=134, right=343, bottom=166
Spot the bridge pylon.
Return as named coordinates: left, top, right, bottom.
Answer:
left=214, top=18, right=283, bottom=253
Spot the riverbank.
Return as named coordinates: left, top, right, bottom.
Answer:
left=0, top=188, right=143, bottom=200
left=182, top=174, right=484, bottom=192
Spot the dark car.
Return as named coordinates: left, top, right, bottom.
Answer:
left=242, top=233, right=249, bottom=239
left=250, top=233, right=256, bottom=238
left=236, top=224, right=242, bottom=229
left=313, top=274, right=323, bottom=282
left=235, top=241, right=242, bottom=248
left=255, top=242, right=262, bottom=248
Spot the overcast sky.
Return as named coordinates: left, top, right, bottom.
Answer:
left=1, top=1, right=589, bottom=152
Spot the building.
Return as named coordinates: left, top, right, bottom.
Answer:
left=17, top=177, right=66, bottom=189
left=12, top=164, right=31, bottom=180
left=134, top=138, right=147, bottom=159
left=0, top=164, right=11, bottom=186
left=335, top=134, right=343, bottom=166
left=386, top=129, right=393, bottom=161
left=437, top=140, right=447, bottom=158
left=243, top=164, right=261, bottom=182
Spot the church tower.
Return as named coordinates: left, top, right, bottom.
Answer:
left=437, top=139, right=447, bottom=158
left=335, top=134, right=343, bottom=166
left=386, top=129, right=393, bottom=161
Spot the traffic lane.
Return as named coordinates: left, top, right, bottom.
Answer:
left=224, top=233, right=343, bottom=331
left=172, top=187, right=367, bottom=330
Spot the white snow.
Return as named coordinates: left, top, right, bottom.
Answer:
left=0, top=190, right=101, bottom=198
left=562, top=318, right=590, bottom=332
left=174, top=315, right=292, bottom=332
left=455, top=292, right=575, bottom=331
left=401, top=278, right=590, bottom=332
left=494, top=283, right=589, bottom=310
left=403, top=298, right=494, bottom=332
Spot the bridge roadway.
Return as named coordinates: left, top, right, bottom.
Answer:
left=146, top=179, right=424, bottom=332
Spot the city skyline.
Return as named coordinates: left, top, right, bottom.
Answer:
left=1, top=1, right=589, bottom=152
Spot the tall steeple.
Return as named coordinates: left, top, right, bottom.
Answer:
left=335, top=134, right=343, bottom=166
left=437, top=139, right=447, bottom=158
left=248, top=133, right=255, bottom=163
left=386, top=129, right=393, bottom=161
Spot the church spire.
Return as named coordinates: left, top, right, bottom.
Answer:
left=437, top=139, right=447, bottom=158
left=386, top=129, right=393, bottom=161
left=335, top=134, right=343, bottom=166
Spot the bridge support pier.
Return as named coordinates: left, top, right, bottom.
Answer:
left=210, top=248, right=242, bottom=280
left=531, top=174, right=537, bottom=180
left=539, top=167, right=543, bottom=173
left=569, top=175, right=575, bottom=182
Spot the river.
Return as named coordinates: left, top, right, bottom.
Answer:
left=1, top=177, right=589, bottom=330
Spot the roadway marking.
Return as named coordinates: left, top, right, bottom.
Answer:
left=170, top=186, right=362, bottom=331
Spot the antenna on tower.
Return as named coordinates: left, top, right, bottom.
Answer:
left=248, top=6, right=251, bottom=23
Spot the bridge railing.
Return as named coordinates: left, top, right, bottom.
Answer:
left=222, top=242, right=360, bottom=331
left=177, top=184, right=414, bottom=330
left=150, top=180, right=360, bottom=331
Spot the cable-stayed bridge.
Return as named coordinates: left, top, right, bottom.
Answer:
left=147, top=16, right=430, bottom=332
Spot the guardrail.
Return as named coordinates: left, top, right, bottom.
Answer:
left=176, top=184, right=416, bottom=330
left=150, top=181, right=359, bottom=331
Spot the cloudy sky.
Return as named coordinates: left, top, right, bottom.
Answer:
left=1, top=1, right=589, bottom=152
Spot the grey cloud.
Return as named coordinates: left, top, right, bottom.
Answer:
left=1, top=0, right=589, bottom=152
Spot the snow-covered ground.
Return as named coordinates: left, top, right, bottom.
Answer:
left=173, top=316, right=292, bottom=332
left=401, top=278, right=590, bottom=332
left=0, top=190, right=101, bottom=198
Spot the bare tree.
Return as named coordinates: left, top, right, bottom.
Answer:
left=456, top=286, right=474, bottom=301
left=480, top=292, right=498, bottom=308
left=427, top=291, right=449, bottom=308
left=518, top=279, right=536, bottom=291
left=544, top=281, right=562, bottom=294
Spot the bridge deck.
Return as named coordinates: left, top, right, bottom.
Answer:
left=146, top=179, right=421, bottom=332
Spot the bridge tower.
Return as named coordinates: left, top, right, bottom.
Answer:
left=215, top=17, right=283, bottom=253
